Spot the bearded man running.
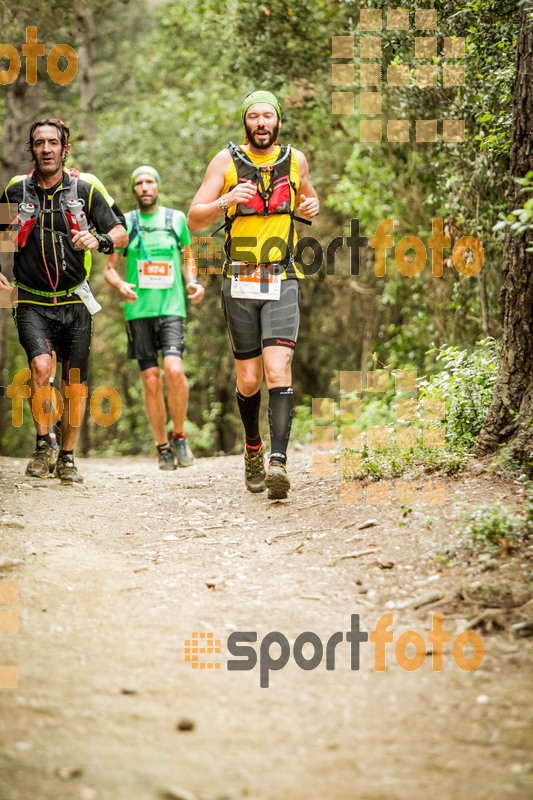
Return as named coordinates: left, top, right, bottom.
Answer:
left=187, top=91, right=319, bottom=499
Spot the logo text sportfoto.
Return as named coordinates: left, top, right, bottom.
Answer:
left=0, top=26, right=78, bottom=86
left=188, top=218, right=484, bottom=280
left=187, top=613, right=484, bottom=687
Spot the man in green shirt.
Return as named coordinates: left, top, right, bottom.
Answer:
left=105, top=166, right=204, bottom=469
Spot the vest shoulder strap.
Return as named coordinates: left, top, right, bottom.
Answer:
left=22, top=174, right=79, bottom=214
left=227, top=143, right=292, bottom=171
left=125, top=207, right=183, bottom=254
left=127, top=209, right=140, bottom=245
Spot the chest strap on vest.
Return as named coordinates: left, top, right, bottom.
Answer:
left=125, top=208, right=183, bottom=260
left=14, top=280, right=85, bottom=298
left=22, top=174, right=81, bottom=233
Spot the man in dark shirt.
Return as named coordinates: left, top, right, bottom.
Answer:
left=0, top=118, right=127, bottom=484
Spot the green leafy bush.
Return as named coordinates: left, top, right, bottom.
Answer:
left=493, top=171, right=533, bottom=249
left=337, top=444, right=467, bottom=480
left=418, top=338, right=500, bottom=451
left=290, top=402, right=313, bottom=446
left=457, top=501, right=529, bottom=554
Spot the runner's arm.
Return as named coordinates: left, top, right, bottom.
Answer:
left=0, top=188, right=10, bottom=235
left=104, top=252, right=138, bottom=304
left=176, top=215, right=204, bottom=303
left=111, top=202, right=127, bottom=230
left=104, top=223, right=128, bottom=250
left=180, top=246, right=205, bottom=303
left=72, top=223, right=128, bottom=253
left=187, top=150, right=256, bottom=231
left=293, top=150, right=319, bottom=220
left=72, top=186, right=128, bottom=251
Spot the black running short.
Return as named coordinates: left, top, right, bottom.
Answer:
left=221, top=278, right=301, bottom=360
left=126, top=315, right=185, bottom=371
left=13, top=297, right=92, bottom=382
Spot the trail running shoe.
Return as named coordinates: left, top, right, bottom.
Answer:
left=25, top=440, right=56, bottom=478
left=158, top=446, right=177, bottom=471
left=244, top=444, right=266, bottom=493
left=170, top=435, right=194, bottom=468
left=265, top=459, right=290, bottom=500
left=54, top=453, right=84, bottom=485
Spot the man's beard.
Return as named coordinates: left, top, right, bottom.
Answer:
left=138, top=197, right=156, bottom=211
left=34, top=152, right=63, bottom=177
left=244, top=120, right=280, bottom=149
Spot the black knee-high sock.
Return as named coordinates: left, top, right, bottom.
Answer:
left=268, top=387, right=294, bottom=464
left=236, top=387, right=262, bottom=448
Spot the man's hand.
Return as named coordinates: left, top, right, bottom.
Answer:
left=187, top=281, right=205, bottom=303
left=71, top=230, right=99, bottom=251
left=0, top=273, right=12, bottom=292
left=225, top=180, right=256, bottom=208
left=297, top=194, right=319, bottom=219
left=119, top=283, right=138, bottom=304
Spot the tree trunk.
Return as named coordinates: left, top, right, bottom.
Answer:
left=0, top=79, right=42, bottom=451
left=475, top=1, right=533, bottom=469
left=75, top=4, right=97, bottom=145
left=0, top=80, right=41, bottom=186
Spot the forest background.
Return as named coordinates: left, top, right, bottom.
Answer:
left=0, top=0, right=525, bottom=464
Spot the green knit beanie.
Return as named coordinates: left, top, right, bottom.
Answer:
left=131, top=165, right=161, bottom=187
left=241, top=91, right=282, bottom=124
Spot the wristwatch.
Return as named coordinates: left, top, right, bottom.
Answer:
left=95, top=233, right=115, bottom=254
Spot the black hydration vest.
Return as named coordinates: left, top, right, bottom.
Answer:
left=222, top=143, right=301, bottom=273
left=21, top=172, right=84, bottom=246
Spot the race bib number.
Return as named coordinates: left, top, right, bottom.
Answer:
left=137, top=260, right=174, bottom=289
left=230, top=262, right=281, bottom=300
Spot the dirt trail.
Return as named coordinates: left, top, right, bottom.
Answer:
left=0, top=450, right=532, bottom=800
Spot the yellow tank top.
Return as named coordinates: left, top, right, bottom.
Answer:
left=221, top=145, right=303, bottom=279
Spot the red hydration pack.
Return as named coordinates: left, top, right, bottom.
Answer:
left=221, top=143, right=302, bottom=272
left=227, top=143, right=295, bottom=218
left=11, top=169, right=86, bottom=249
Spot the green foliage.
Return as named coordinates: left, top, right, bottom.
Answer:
left=331, top=0, right=519, bottom=368
left=457, top=501, right=530, bottom=554
left=328, top=149, right=411, bottom=232
left=337, top=443, right=467, bottom=481
left=290, top=402, right=313, bottom=446
left=398, top=503, right=413, bottom=527
left=419, top=338, right=500, bottom=450
left=493, top=171, right=533, bottom=248
left=0, top=0, right=522, bottom=458
left=360, top=394, right=395, bottom=429
left=184, top=404, right=223, bottom=457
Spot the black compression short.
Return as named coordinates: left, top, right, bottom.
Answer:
left=13, top=298, right=92, bottom=382
left=221, top=278, right=301, bottom=360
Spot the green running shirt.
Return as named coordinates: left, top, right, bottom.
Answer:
left=122, top=207, right=191, bottom=321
